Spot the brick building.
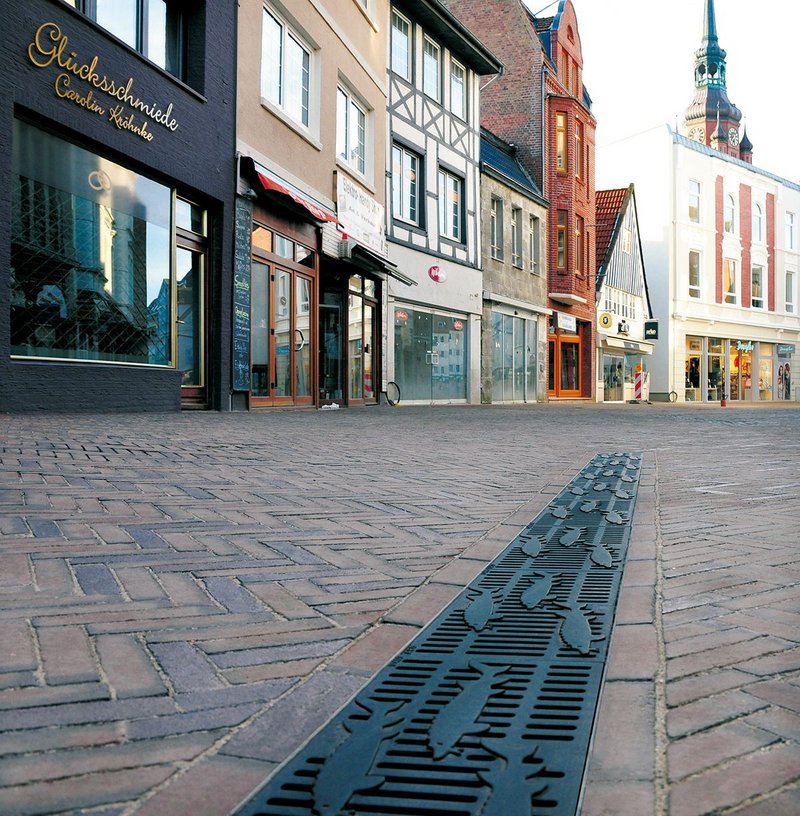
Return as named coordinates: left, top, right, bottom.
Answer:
left=446, top=0, right=597, bottom=398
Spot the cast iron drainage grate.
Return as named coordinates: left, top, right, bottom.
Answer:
left=234, top=453, right=642, bottom=816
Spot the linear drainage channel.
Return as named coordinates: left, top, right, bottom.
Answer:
left=234, top=452, right=642, bottom=816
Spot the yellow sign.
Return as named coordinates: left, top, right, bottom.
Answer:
left=27, top=22, right=180, bottom=142
left=599, top=312, right=613, bottom=330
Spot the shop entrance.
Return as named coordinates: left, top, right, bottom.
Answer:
left=394, top=307, right=468, bottom=402
left=548, top=332, right=582, bottom=398
left=250, top=261, right=313, bottom=406
left=603, top=355, right=624, bottom=402
left=729, top=343, right=753, bottom=401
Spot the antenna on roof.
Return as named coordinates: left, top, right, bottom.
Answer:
left=531, top=1, right=559, bottom=15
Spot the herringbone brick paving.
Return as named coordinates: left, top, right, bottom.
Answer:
left=0, top=404, right=797, bottom=815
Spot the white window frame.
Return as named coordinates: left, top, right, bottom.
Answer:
left=423, top=36, right=441, bottom=101
left=490, top=197, right=504, bottom=260
left=336, top=84, right=367, bottom=176
left=724, top=193, right=736, bottom=234
left=752, top=202, right=763, bottom=243
left=450, top=58, right=466, bottom=120
left=392, top=143, right=420, bottom=225
left=688, top=249, right=701, bottom=298
left=751, top=264, right=764, bottom=309
left=688, top=179, right=701, bottom=223
left=787, top=212, right=796, bottom=251
left=390, top=9, right=411, bottom=81
left=511, top=207, right=523, bottom=267
left=261, top=5, right=313, bottom=129
left=786, top=270, right=795, bottom=314
left=723, top=258, right=737, bottom=304
left=438, top=168, right=463, bottom=242
left=529, top=214, right=541, bottom=274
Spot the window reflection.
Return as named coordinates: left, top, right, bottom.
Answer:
left=11, top=119, right=172, bottom=366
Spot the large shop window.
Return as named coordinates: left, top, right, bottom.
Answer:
left=394, top=308, right=467, bottom=402
left=490, top=312, right=537, bottom=402
left=64, top=0, right=189, bottom=83
left=10, top=119, right=200, bottom=370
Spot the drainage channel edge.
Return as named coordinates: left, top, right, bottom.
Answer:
left=233, top=451, right=642, bottom=816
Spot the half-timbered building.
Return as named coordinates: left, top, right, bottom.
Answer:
left=386, top=1, right=501, bottom=404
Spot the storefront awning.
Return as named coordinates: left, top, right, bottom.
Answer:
left=603, top=336, right=655, bottom=354
left=254, top=170, right=338, bottom=223
left=334, top=231, right=417, bottom=287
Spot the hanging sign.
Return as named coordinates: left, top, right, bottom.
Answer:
left=557, top=312, right=577, bottom=332
left=644, top=320, right=659, bottom=340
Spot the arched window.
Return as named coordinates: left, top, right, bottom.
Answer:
left=724, top=194, right=735, bottom=234
left=752, top=202, right=763, bottom=242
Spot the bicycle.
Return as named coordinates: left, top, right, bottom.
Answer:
left=382, top=381, right=400, bottom=406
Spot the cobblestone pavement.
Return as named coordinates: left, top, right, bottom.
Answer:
left=0, top=403, right=798, bottom=816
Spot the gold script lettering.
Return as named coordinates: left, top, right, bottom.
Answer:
left=27, top=22, right=179, bottom=136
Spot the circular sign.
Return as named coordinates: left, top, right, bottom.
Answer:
left=395, top=310, right=409, bottom=321
left=428, top=265, right=447, bottom=283
left=453, top=320, right=464, bottom=331
left=599, top=312, right=613, bottom=330
left=88, top=169, right=111, bottom=192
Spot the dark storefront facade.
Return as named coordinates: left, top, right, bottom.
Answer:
left=2, top=2, right=236, bottom=412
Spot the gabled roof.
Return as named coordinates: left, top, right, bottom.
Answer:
left=595, top=184, right=653, bottom=318
left=595, top=187, right=628, bottom=275
left=480, top=128, right=546, bottom=203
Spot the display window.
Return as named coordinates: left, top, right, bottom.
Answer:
left=11, top=119, right=206, bottom=390
left=394, top=307, right=468, bottom=402
left=490, top=311, right=538, bottom=402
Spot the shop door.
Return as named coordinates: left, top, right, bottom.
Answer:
left=603, top=355, right=623, bottom=402
left=548, top=334, right=581, bottom=397
left=177, top=246, right=205, bottom=407
left=250, top=261, right=313, bottom=406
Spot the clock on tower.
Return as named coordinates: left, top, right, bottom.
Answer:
left=728, top=127, right=739, bottom=146
left=688, top=126, right=706, bottom=144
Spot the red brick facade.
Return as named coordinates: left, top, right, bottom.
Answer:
left=447, top=0, right=597, bottom=397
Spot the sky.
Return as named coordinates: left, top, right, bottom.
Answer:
left=524, top=0, right=800, bottom=187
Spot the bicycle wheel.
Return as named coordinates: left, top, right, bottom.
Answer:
left=384, top=381, right=400, bottom=406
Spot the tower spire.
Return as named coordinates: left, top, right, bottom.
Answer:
left=683, top=0, right=742, bottom=154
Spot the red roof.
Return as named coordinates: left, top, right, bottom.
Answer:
left=594, top=187, right=628, bottom=274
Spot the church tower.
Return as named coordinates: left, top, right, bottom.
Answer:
left=682, top=0, right=748, bottom=160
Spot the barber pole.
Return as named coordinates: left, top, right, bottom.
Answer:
left=634, top=367, right=642, bottom=401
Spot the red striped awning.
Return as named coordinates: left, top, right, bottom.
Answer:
left=256, top=172, right=337, bottom=223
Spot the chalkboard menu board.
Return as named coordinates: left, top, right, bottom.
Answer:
left=232, top=198, right=252, bottom=391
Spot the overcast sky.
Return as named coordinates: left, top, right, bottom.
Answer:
left=524, top=0, right=800, bottom=186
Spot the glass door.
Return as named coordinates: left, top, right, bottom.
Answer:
left=250, top=261, right=313, bottom=406
left=176, top=247, right=203, bottom=400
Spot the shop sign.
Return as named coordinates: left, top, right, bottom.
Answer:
left=429, top=265, right=447, bottom=283
left=453, top=320, right=464, bottom=331
left=336, top=175, right=387, bottom=256
left=599, top=312, right=613, bottom=330
left=557, top=312, right=577, bottom=332
left=395, top=310, right=409, bottom=321
left=27, top=22, right=180, bottom=143
left=736, top=340, right=754, bottom=352
left=777, top=344, right=795, bottom=356
left=644, top=320, right=659, bottom=340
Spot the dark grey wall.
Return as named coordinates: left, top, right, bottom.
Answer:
left=0, top=0, right=237, bottom=412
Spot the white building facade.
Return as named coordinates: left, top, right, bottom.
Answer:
left=602, top=127, right=800, bottom=403
left=385, top=2, right=501, bottom=404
